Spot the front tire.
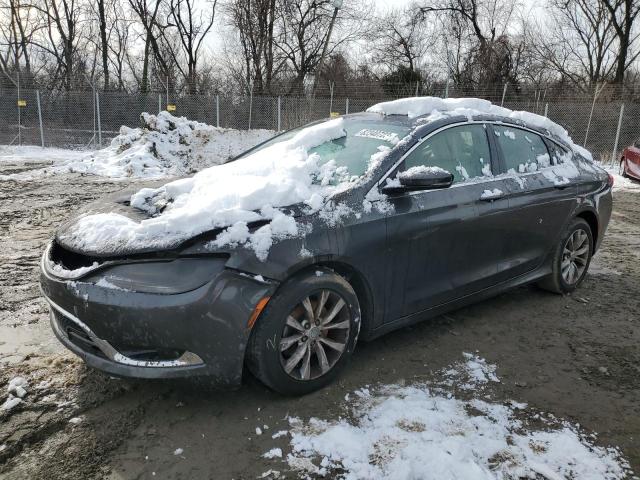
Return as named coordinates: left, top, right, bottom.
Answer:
left=246, top=268, right=361, bottom=395
left=538, top=218, right=593, bottom=294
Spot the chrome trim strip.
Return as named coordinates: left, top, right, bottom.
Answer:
left=44, top=293, right=204, bottom=368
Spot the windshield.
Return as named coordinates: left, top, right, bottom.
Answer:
left=235, top=118, right=410, bottom=179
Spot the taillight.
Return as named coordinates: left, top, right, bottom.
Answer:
left=607, top=173, right=615, bottom=187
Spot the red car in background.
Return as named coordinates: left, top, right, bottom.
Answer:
left=621, top=141, right=640, bottom=180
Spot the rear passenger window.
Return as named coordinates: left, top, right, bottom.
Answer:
left=495, top=126, right=549, bottom=173
left=402, top=124, right=492, bottom=183
left=547, top=141, right=571, bottom=165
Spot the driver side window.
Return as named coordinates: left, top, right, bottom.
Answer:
left=401, top=124, right=492, bottom=183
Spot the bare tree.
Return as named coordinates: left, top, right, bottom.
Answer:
left=419, top=0, right=520, bottom=90
left=164, top=0, right=216, bottom=94
left=0, top=0, right=38, bottom=85
left=601, top=0, right=640, bottom=83
left=369, top=6, right=434, bottom=74
left=128, top=0, right=167, bottom=92
left=276, top=0, right=368, bottom=94
left=228, top=0, right=278, bottom=94
left=107, top=2, right=132, bottom=90
left=530, top=0, right=617, bottom=89
left=96, top=0, right=108, bottom=89
left=30, top=0, right=83, bottom=90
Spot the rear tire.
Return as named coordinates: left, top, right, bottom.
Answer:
left=619, top=159, right=627, bottom=177
left=538, top=218, right=593, bottom=294
left=246, top=268, right=361, bottom=395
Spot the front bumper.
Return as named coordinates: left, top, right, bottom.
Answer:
left=40, top=252, right=277, bottom=386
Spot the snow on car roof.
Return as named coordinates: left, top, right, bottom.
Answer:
left=367, top=96, right=592, bottom=160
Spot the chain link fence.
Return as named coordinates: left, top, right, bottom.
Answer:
left=0, top=86, right=637, bottom=165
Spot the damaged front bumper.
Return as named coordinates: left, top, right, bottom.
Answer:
left=39, top=245, right=278, bottom=386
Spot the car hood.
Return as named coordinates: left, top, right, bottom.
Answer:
left=53, top=188, right=323, bottom=258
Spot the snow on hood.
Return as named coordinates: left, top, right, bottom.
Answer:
left=56, top=117, right=358, bottom=259
left=367, top=97, right=592, bottom=160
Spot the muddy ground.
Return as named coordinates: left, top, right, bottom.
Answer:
left=0, top=160, right=639, bottom=479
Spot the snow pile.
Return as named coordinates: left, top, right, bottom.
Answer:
left=367, top=97, right=592, bottom=160
left=601, top=163, right=640, bottom=192
left=60, top=112, right=273, bottom=178
left=280, top=354, right=631, bottom=480
left=58, top=118, right=361, bottom=259
left=0, top=112, right=273, bottom=180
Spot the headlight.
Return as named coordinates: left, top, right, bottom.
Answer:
left=86, top=257, right=227, bottom=294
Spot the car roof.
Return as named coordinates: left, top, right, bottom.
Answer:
left=348, top=111, right=572, bottom=152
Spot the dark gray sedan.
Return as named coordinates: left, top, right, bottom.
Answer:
left=40, top=110, right=613, bottom=395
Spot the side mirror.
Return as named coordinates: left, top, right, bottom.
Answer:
left=381, top=167, right=454, bottom=195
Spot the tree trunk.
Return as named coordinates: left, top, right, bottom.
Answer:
left=97, top=0, right=110, bottom=90
left=141, top=33, right=151, bottom=93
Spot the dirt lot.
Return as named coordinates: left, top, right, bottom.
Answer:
left=0, top=160, right=639, bottom=479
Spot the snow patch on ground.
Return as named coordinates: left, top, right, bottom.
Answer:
left=2, top=376, right=29, bottom=411
left=1, top=112, right=273, bottom=180
left=601, top=163, right=640, bottom=192
left=281, top=354, right=631, bottom=480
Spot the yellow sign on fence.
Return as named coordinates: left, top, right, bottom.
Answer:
left=166, top=104, right=176, bottom=112
left=17, top=99, right=26, bottom=107
left=330, top=112, right=340, bottom=118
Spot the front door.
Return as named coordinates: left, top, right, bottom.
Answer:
left=382, top=122, right=513, bottom=319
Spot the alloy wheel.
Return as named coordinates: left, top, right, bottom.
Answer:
left=561, top=229, right=590, bottom=285
left=279, top=289, right=351, bottom=381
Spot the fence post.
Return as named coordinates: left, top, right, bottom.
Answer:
left=96, top=90, right=102, bottom=148
left=248, top=89, right=253, bottom=130
left=216, top=94, right=220, bottom=128
left=610, top=103, right=624, bottom=165
left=165, top=76, right=169, bottom=107
left=17, top=70, right=21, bottom=146
left=584, top=84, right=600, bottom=147
left=36, top=90, right=45, bottom=147
left=277, top=96, right=281, bottom=131
left=544, top=103, right=548, bottom=118
left=158, top=94, right=161, bottom=113
left=500, top=83, right=508, bottom=107
left=345, top=98, right=349, bottom=115
left=415, top=81, right=419, bottom=97
left=329, top=81, right=334, bottom=115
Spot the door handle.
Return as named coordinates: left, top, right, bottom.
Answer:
left=479, top=190, right=506, bottom=201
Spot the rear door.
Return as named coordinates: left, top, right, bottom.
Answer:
left=382, top=122, right=514, bottom=320
left=490, top=124, right=577, bottom=279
